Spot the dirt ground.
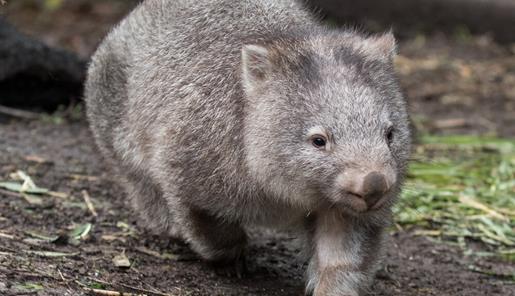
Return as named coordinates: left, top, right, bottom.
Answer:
left=1, top=1, right=514, bottom=295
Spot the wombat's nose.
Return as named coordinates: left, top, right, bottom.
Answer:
left=342, top=171, right=389, bottom=208
left=361, top=172, right=389, bottom=207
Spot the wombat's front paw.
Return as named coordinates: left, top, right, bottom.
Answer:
left=310, top=268, right=366, bottom=296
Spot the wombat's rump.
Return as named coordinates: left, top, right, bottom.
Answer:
left=85, top=0, right=411, bottom=295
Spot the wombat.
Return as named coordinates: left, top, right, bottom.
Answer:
left=84, top=0, right=411, bottom=295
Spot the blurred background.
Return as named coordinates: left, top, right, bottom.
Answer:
left=1, top=0, right=514, bottom=136
left=0, top=1, right=513, bottom=295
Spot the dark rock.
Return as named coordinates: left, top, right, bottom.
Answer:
left=0, top=18, right=86, bottom=111
left=308, top=0, right=515, bottom=43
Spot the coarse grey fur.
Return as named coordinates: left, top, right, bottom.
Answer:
left=84, top=0, right=412, bottom=295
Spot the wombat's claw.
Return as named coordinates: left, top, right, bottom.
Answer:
left=211, top=256, right=247, bottom=279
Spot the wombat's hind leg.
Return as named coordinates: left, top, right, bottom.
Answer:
left=122, top=172, right=179, bottom=237
left=177, top=206, right=247, bottom=277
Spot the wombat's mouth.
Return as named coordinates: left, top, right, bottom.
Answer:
left=340, top=192, right=369, bottom=213
left=328, top=191, right=392, bottom=215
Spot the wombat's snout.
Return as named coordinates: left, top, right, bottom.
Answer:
left=336, top=169, right=393, bottom=212
left=361, top=172, right=389, bottom=206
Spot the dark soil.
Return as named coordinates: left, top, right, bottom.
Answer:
left=0, top=121, right=304, bottom=296
left=0, top=121, right=513, bottom=296
left=1, top=1, right=514, bottom=295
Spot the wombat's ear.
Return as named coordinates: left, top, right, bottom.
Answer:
left=364, top=31, right=397, bottom=62
left=241, top=44, right=271, bottom=91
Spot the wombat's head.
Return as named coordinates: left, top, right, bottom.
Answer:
left=242, top=30, right=411, bottom=216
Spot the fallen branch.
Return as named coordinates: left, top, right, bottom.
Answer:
left=90, top=288, right=138, bottom=296
left=0, top=188, right=23, bottom=198
left=0, top=232, right=15, bottom=239
left=0, top=267, right=60, bottom=281
left=81, top=190, right=98, bottom=217
left=75, top=280, right=143, bottom=296
left=433, top=118, right=468, bottom=129
left=86, top=276, right=176, bottom=296
left=0, top=105, right=41, bottom=120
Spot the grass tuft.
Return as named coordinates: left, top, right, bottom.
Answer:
left=395, top=135, right=515, bottom=261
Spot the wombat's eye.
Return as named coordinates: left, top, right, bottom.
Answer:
left=385, top=127, right=394, bottom=145
left=312, top=136, right=327, bottom=148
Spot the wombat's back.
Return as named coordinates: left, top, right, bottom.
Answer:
left=85, top=0, right=317, bottom=203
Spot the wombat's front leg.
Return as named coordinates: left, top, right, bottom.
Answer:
left=306, top=209, right=385, bottom=296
